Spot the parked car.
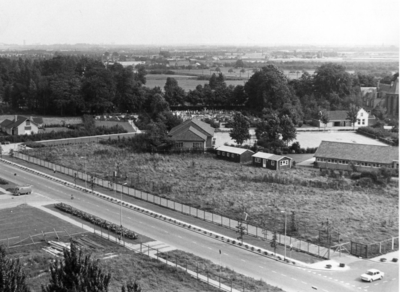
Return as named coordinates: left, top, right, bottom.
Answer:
left=360, top=269, right=384, bottom=282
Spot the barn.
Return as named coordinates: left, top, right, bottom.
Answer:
left=216, top=146, right=254, bottom=163
left=252, top=152, right=292, bottom=170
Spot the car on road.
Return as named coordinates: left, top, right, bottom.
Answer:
left=360, top=269, right=384, bottom=282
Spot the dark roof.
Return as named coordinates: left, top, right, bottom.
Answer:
left=314, top=141, right=398, bottom=164
left=0, top=116, right=38, bottom=129
left=169, top=119, right=214, bottom=137
left=170, top=126, right=207, bottom=142
left=327, top=111, right=348, bottom=121
left=32, top=117, right=43, bottom=124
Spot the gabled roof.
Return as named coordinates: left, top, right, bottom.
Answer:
left=0, top=116, right=38, bottom=129
left=327, top=111, right=348, bottom=121
left=170, top=126, right=207, bottom=142
left=216, top=146, right=254, bottom=155
left=314, top=141, right=398, bottom=164
left=252, top=152, right=291, bottom=161
left=169, top=119, right=214, bottom=137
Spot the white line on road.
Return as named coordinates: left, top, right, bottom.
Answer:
left=272, top=271, right=277, bottom=273
left=280, top=274, right=286, bottom=277
left=241, top=259, right=245, bottom=262
left=301, top=281, right=307, bottom=285
left=383, top=281, right=388, bottom=283
left=177, top=236, right=182, bottom=238
left=291, top=278, right=297, bottom=281
left=259, top=266, right=264, bottom=269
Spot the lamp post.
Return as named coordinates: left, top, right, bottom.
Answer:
left=80, top=157, right=87, bottom=189
left=281, top=210, right=287, bottom=260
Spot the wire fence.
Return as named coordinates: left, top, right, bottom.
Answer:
left=10, top=152, right=399, bottom=259
left=351, top=237, right=399, bottom=259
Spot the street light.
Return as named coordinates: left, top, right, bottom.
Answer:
left=281, top=210, right=287, bottom=260
left=80, top=157, right=87, bottom=189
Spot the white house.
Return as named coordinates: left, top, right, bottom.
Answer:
left=313, top=108, right=370, bottom=128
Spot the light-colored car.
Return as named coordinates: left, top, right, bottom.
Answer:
left=361, top=269, right=384, bottom=282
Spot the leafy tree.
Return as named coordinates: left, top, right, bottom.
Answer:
left=134, top=65, right=147, bottom=85
left=228, top=68, right=234, bottom=73
left=0, top=245, right=30, bottom=292
left=313, top=63, right=354, bottom=99
left=209, top=73, right=218, bottom=90
left=230, top=85, right=248, bottom=105
left=235, top=59, right=244, bottom=68
left=280, top=114, right=297, bottom=145
left=236, top=220, right=246, bottom=243
left=346, top=104, right=360, bottom=129
left=319, top=110, right=329, bottom=130
left=255, top=110, right=284, bottom=151
left=230, top=112, right=251, bottom=145
left=245, top=65, right=296, bottom=112
left=42, top=243, right=111, bottom=292
left=164, top=77, right=185, bottom=106
left=271, top=231, right=277, bottom=254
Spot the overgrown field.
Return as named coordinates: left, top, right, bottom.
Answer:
left=27, top=144, right=399, bottom=245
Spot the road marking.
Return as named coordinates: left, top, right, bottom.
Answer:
left=291, top=278, right=297, bottom=281
left=259, top=266, right=264, bottom=269
left=272, top=271, right=277, bottom=273
left=323, top=275, right=327, bottom=278
left=280, top=274, right=286, bottom=277
left=177, top=235, right=182, bottom=238
left=364, top=286, right=369, bottom=288
left=383, top=281, right=388, bottom=283
left=392, top=278, right=396, bottom=281
left=192, top=241, right=197, bottom=244
left=374, top=283, right=379, bottom=286
left=241, top=259, right=245, bottom=262
left=301, top=281, right=307, bottom=285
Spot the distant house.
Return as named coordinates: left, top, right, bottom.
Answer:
left=314, top=141, right=399, bottom=173
left=216, top=146, right=254, bottom=163
left=168, top=119, right=215, bottom=150
left=0, top=115, right=39, bottom=136
left=252, top=152, right=292, bottom=170
left=313, top=108, right=369, bottom=128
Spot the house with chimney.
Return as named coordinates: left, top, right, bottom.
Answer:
left=0, top=115, right=40, bottom=136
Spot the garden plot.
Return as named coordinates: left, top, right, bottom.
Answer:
left=26, top=144, right=399, bottom=246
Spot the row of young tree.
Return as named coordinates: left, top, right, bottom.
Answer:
left=0, top=244, right=141, bottom=292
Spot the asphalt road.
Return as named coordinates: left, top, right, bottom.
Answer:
left=0, top=162, right=398, bottom=292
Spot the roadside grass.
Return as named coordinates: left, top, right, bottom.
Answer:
left=0, top=205, right=85, bottom=244
left=157, top=249, right=283, bottom=292
left=26, top=144, right=399, bottom=245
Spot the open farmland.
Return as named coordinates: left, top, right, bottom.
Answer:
left=26, top=144, right=399, bottom=246
left=145, top=74, right=246, bottom=91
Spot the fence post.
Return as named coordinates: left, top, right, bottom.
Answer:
left=392, top=237, right=395, bottom=250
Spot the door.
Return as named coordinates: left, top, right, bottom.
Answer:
left=262, top=159, right=266, bottom=168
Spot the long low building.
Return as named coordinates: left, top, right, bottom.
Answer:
left=216, top=146, right=254, bottom=163
left=314, top=141, right=399, bottom=173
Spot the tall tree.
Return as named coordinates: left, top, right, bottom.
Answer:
left=245, top=65, right=295, bottom=111
left=164, top=77, right=185, bottom=106
left=280, top=114, right=297, bottom=145
left=0, top=246, right=30, bottom=292
left=42, top=243, right=111, bottom=292
left=346, top=104, right=360, bottom=129
left=319, top=110, right=330, bottom=131
left=230, top=112, right=251, bottom=145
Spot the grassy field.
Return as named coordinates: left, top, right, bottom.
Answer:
left=1, top=206, right=237, bottom=292
left=145, top=74, right=246, bottom=91
left=27, top=144, right=399, bottom=245
left=0, top=205, right=85, bottom=245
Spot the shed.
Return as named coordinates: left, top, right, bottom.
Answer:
left=252, top=152, right=292, bottom=170
left=216, top=146, right=254, bottom=163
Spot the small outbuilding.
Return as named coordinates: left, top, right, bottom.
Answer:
left=252, top=152, right=292, bottom=170
left=216, top=146, right=254, bottom=163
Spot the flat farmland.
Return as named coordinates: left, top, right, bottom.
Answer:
left=26, top=144, right=399, bottom=245
left=0, top=205, right=85, bottom=245
left=145, top=74, right=246, bottom=91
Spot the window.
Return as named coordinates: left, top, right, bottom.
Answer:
left=255, top=157, right=261, bottom=163
left=212, top=138, right=216, bottom=146
left=328, top=159, right=331, bottom=163
left=360, top=112, right=363, bottom=117
left=271, top=161, right=275, bottom=166
left=25, top=126, right=31, bottom=130
left=217, top=151, right=220, bottom=155
left=362, top=119, right=365, bottom=125
left=176, top=142, right=183, bottom=148
left=26, top=120, right=30, bottom=126
left=222, top=152, right=225, bottom=156
left=193, top=142, right=202, bottom=149
left=357, top=119, right=361, bottom=125
left=227, top=153, right=230, bottom=157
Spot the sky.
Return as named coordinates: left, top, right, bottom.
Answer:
left=0, top=0, right=398, bottom=47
